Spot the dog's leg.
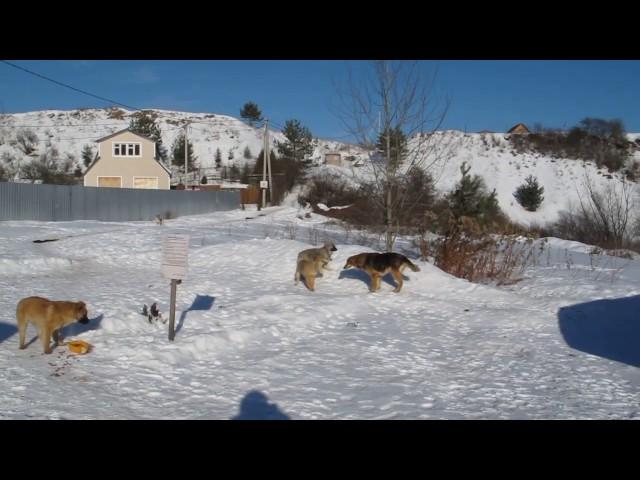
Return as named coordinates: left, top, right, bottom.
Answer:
left=52, top=329, right=64, bottom=346
left=391, top=269, right=404, bottom=293
left=41, top=326, right=53, bottom=354
left=370, top=274, right=379, bottom=293
left=18, top=317, right=27, bottom=349
left=294, top=269, right=300, bottom=286
left=376, top=275, right=383, bottom=292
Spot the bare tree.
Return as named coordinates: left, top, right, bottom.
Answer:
left=574, top=171, right=635, bottom=249
left=15, top=128, right=39, bottom=155
left=1, top=151, right=19, bottom=181
left=334, top=60, right=455, bottom=250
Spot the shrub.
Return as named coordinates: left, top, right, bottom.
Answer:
left=514, top=175, right=544, bottom=211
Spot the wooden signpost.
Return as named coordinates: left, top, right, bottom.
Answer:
left=161, top=234, right=190, bottom=341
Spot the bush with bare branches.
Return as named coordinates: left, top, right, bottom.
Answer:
left=15, top=128, right=39, bottom=155
left=552, top=173, right=636, bottom=251
left=431, top=215, right=540, bottom=285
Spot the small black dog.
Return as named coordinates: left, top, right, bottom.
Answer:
left=142, top=303, right=165, bottom=324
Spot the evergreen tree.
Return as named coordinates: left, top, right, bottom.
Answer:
left=201, top=175, right=208, bottom=184
left=277, top=119, right=314, bottom=162
left=376, top=126, right=408, bottom=170
left=448, top=162, right=501, bottom=225
left=215, top=148, right=222, bottom=168
left=514, top=175, right=544, bottom=211
left=171, top=133, right=197, bottom=172
left=129, top=111, right=167, bottom=161
left=240, top=162, right=251, bottom=184
left=253, top=149, right=278, bottom=174
left=243, top=146, right=252, bottom=159
left=240, top=101, right=263, bottom=127
left=81, top=145, right=94, bottom=167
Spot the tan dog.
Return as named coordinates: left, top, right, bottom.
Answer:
left=343, top=252, right=420, bottom=293
left=294, top=241, right=337, bottom=292
left=16, top=296, right=89, bottom=354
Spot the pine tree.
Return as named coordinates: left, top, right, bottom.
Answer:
left=277, top=119, right=314, bottom=162
left=201, top=175, right=208, bottom=184
left=376, top=126, right=408, bottom=170
left=129, top=111, right=167, bottom=161
left=171, top=133, right=197, bottom=172
left=215, top=148, right=222, bottom=168
left=243, top=146, right=252, bottom=159
left=240, top=101, right=263, bottom=127
left=448, top=162, right=501, bottom=225
left=81, top=145, right=94, bottom=167
left=253, top=149, right=278, bottom=174
left=240, top=162, right=251, bottom=184
left=514, top=175, right=544, bottom=211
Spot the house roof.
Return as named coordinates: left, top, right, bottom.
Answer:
left=95, top=128, right=154, bottom=143
left=507, top=123, right=530, bottom=134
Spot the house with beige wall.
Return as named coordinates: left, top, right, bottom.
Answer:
left=84, top=129, right=171, bottom=189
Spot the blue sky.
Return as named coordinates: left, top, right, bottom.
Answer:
left=1, top=60, right=639, bottom=138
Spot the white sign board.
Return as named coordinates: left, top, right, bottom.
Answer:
left=260, top=180, right=268, bottom=189
left=161, top=234, right=190, bottom=280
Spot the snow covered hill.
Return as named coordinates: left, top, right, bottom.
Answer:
left=0, top=107, right=367, bottom=174
left=1, top=108, right=639, bottom=228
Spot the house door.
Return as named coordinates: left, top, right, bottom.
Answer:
left=98, top=177, right=122, bottom=188
left=133, top=177, right=159, bottom=189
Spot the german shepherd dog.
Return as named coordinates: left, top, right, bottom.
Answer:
left=16, top=296, right=89, bottom=354
left=343, top=252, right=420, bottom=293
left=294, top=241, right=338, bottom=292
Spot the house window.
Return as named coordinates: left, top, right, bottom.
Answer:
left=113, top=142, right=141, bottom=157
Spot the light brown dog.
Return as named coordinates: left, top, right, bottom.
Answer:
left=343, top=252, right=420, bottom=293
left=294, top=241, right=338, bottom=292
left=16, top=296, right=89, bottom=354
left=294, top=257, right=327, bottom=292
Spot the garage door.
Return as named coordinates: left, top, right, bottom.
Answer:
left=98, top=177, right=122, bottom=188
left=133, top=177, right=159, bottom=189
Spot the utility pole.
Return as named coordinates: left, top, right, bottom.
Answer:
left=184, top=122, right=189, bottom=185
left=262, top=120, right=269, bottom=209
left=266, top=120, right=273, bottom=206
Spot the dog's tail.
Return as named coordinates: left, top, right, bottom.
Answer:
left=294, top=263, right=301, bottom=285
left=404, top=259, right=421, bottom=272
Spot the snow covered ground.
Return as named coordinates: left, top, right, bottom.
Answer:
left=1, top=206, right=639, bottom=419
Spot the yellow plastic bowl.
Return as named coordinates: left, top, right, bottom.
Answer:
left=67, top=340, right=92, bottom=354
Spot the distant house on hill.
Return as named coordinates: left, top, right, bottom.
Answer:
left=324, top=152, right=342, bottom=167
left=507, top=123, right=531, bottom=134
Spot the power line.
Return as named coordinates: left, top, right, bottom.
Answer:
left=1, top=60, right=143, bottom=112
left=0, top=123, right=127, bottom=128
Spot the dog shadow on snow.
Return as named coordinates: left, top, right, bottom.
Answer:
left=0, top=322, right=18, bottom=345
left=177, top=295, right=215, bottom=334
left=558, top=295, right=640, bottom=367
left=338, top=269, right=410, bottom=290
